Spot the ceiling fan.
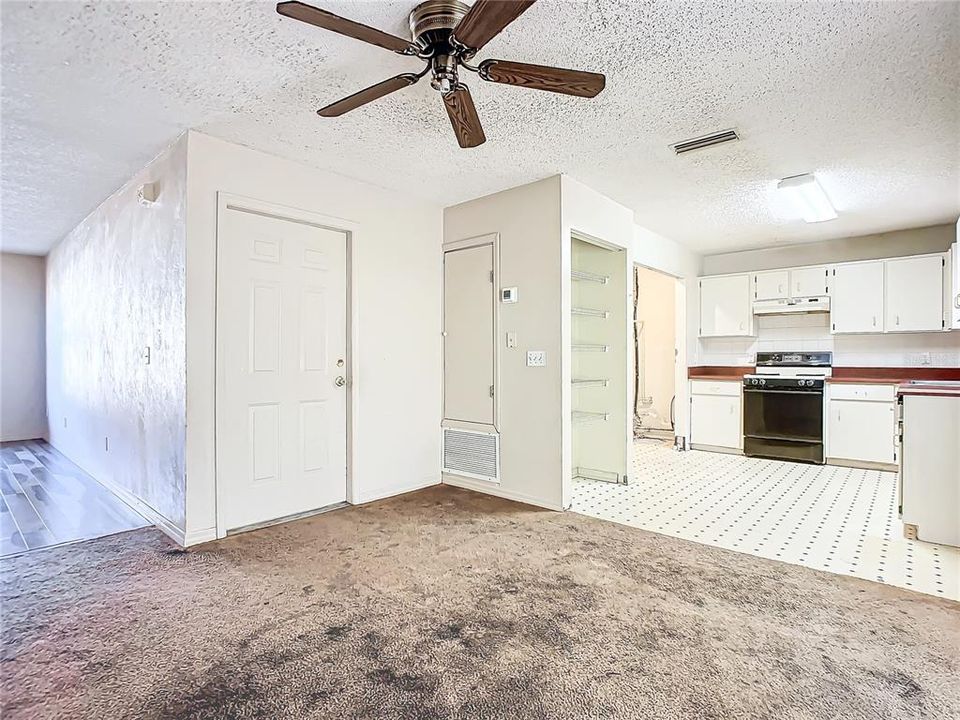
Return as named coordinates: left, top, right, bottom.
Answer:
left=276, top=0, right=606, bottom=148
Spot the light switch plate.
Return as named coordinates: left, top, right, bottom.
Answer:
left=506, top=332, right=517, bottom=349
left=526, top=350, right=546, bottom=367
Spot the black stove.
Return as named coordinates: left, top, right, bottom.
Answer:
left=742, top=351, right=831, bottom=464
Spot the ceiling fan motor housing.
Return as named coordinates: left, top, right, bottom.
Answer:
left=409, top=0, right=470, bottom=50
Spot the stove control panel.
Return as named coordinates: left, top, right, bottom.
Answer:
left=743, top=376, right=825, bottom=391
left=755, top=351, right=832, bottom=367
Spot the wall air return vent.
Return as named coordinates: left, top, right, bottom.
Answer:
left=671, top=129, right=740, bottom=155
left=442, top=427, right=500, bottom=483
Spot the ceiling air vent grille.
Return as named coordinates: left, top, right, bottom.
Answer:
left=671, top=129, right=740, bottom=155
left=442, top=427, right=499, bottom=483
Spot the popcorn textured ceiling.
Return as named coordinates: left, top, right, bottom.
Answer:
left=2, top=0, right=958, bottom=255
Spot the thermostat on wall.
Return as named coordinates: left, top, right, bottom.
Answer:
left=501, top=287, right=518, bottom=303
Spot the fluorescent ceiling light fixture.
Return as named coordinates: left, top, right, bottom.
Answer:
left=776, top=174, right=837, bottom=223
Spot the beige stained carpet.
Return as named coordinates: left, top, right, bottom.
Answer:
left=1, top=485, right=959, bottom=720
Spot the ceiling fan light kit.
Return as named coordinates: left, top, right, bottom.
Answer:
left=276, top=0, right=606, bottom=148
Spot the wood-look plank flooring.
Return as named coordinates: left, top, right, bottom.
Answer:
left=0, top=440, right=148, bottom=557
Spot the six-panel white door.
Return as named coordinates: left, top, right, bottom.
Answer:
left=217, top=206, right=347, bottom=532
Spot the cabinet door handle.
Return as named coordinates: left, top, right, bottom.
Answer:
left=872, top=316, right=876, bottom=327
left=896, top=314, right=900, bottom=326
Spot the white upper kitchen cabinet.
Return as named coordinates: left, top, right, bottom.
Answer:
left=952, top=241, right=960, bottom=330
left=830, top=260, right=884, bottom=334
left=790, top=266, right=829, bottom=298
left=884, top=255, right=945, bottom=333
left=699, top=274, right=752, bottom=337
left=753, top=270, right=789, bottom=301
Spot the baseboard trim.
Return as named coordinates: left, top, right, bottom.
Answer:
left=184, top=527, right=218, bottom=546
left=45, top=440, right=187, bottom=546
left=356, top=477, right=440, bottom=505
left=690, top=444, right=743, bottom=455
left=826, top=457, right=898, bottom=472
left=94, top=473, right=186, bottom=546
left=441, top=474, right=564, bottom=511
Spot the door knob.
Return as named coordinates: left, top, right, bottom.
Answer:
left=335, top=376, right=346, bottom=387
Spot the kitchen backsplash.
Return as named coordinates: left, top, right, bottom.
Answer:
left=698, top=314, right=960, bottom=367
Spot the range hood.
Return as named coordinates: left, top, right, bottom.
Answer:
left=753, top=297, right=830, bottom=316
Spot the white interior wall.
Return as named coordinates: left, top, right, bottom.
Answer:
left=701, top=224, right=954, bottom=275
left=183, top=132, right=443, bottom=542
left=442, top=176, right=564, bottom=510
left=46, top=135, right=188, bottom=532
left=1, top=253, right=47, bottom=441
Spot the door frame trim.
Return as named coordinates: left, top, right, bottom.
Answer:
left=441, top=232, right=500, bottom=434
left=214, top=192, right=359, bottom=539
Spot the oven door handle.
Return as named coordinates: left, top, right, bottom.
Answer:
left=743, top=389, right=823, bottom=395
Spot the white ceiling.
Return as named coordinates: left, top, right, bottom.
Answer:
left=2, top=0, right=958, bottom=256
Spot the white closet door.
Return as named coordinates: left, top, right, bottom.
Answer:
left=217, top=207, right=347, bottom=532
left=444, top=244, right=495, bottom=425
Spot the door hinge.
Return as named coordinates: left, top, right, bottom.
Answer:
left=489, top=385, right=494, bottom=398
left=489, top=270, right=494, bottom=283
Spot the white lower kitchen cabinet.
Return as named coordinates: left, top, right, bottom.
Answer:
left=826, top=384, right=897, bottom=466
left=690, top=380, right=742, bottom=451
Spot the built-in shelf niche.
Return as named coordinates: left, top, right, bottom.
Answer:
left=571, top=234, right=627, bottom=485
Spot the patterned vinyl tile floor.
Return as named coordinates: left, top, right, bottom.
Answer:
left=572, top=440, right=959, bottom=601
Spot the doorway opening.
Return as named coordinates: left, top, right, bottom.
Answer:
left=633, top=265, right=680, bottom=445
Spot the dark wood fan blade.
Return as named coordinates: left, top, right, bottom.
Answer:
left=277, top=1, right=417, bottom=55
left=479, top=59, right=605, bottom=98
left=442, top=85, right=486, bottom=148
left=451, top=0, right=537, bottom=52
left=318, top=74, right=420, bottom=117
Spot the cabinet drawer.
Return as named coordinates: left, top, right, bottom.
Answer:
left=828, top=383, right=896, bottom=402
left=690, top=380, right=742, bottom=397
